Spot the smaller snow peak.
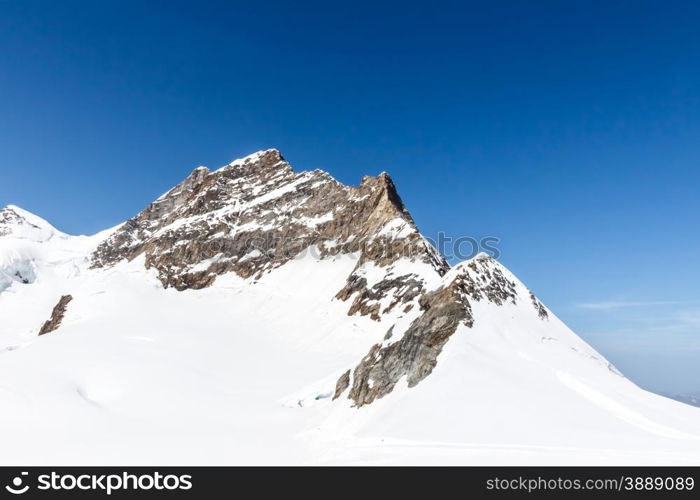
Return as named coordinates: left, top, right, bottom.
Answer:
left=452, top=252, right=495, bottom=270
left=0, top=206, right=18, bottom=223
left=2, top=205, right=49, bottom=225
left=472, top=251, right=493, bottom=262
left=2, top=204, right=27, bottom=219
left=0, top=205, right=62, bottom=241
left=445, top=253, right=497, bottom=283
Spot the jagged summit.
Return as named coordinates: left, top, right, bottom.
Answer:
left=214, top=149, right=293, bottom=176
left=91, top=150, right=447, bottom=304
left=224, top=148, right=285, bottom=166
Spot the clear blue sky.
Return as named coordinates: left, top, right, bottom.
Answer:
left=1, top=1, right=699, bottom=394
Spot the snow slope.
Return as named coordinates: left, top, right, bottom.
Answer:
left=1, top=157, right=699, bottom=465
left=315, top=263, right=700, bottom=465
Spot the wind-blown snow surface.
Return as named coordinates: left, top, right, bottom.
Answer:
left=1, top=206, right=699, bottom=465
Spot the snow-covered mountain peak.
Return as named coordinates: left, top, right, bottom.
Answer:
left=91, top=150, right=447, bottom=303
left=0, top=205, right=64, bottom=242
left=0, top=206, right=114, bottom=295
left=3, top=151, right=700, bottom=465
left=0, top=206, right=72, bottom=293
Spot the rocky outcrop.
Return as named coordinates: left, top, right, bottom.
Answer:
left=91, top=149, right=448, bottom=318
left=333, top=370, right=351, bottom=400
left=337, top=255, right=524, bottom=407
left=530, top=292, right=549, bottom=319
left=335, top=273, right=425, bottom=320
left=38, top=295, right=73, bottom=335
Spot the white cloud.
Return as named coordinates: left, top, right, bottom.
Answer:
left=576, top=300, right=683, bottom=311
left=677, top=309, right=700, bottom=327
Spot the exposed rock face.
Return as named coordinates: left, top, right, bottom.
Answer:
left=38, top=295, right=73, bottom=335
left=530, top=292, right=549, bottom=319
left=333, top=370, right=351, bottom=400
left=339, top=254, right=522, bottom=407
left=335, top=273, right=425, bottom=320
left=91, top=149, right=448, bottom=317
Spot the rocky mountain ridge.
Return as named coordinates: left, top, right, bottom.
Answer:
left=91, top=149, right=448, bottom=320
left=87, top=149, right=550, bottom=406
